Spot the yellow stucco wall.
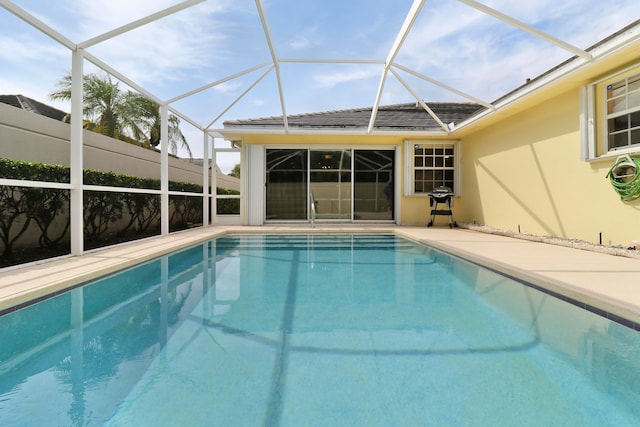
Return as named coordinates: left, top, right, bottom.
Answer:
left=457, top=84, right=640, bottom=246
left=226, top=49, right=640, bottom=243
left=238, top=133, right=447, bottom=226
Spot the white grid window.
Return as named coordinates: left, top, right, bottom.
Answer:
left=411, top=142, right=456, bottom=194
left=606, top=72, right=640, bottom=150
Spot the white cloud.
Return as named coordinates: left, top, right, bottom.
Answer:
left=289, top=36, right=311, bottom=50
left=285, top=23, right=324, bottom=52
left=482, top=0, right=566, bottom=23
left=313, top=66, right=381, bottom=88
left=0, top=75, right=64, bottom=110
left=63, top=0, right=236, bottom=90
left=0, top=35, right=66, bottom=64
left=393, top=0, right=640, bottom=102
left=71, top=0, right=227, bottom=40
left=213, top=81, right=243, bottom=94
left=0, top=32, right=70, bottom=106
left=2, top=0, right=639, bottom=124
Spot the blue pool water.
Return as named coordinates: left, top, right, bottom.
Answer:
left=1, top=234, right=640, bottom=426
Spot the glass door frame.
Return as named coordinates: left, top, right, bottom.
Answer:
left=264, top=145, right=397, bottom=224
left=309, top=148, right=353, bottom=221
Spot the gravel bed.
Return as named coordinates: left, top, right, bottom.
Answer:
left=458, top=223, right=640, bottom=260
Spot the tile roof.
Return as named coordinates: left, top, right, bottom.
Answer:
left=223, top=102, right=485, bottom=132
left=0, top=94, right=67, bottom=121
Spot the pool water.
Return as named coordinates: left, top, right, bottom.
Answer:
left=1, top=234, right=639, bottom=426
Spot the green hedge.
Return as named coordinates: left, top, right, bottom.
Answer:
left=217, top=187, right=241, bottom=215
left=0, top=158, right=239, bottom=265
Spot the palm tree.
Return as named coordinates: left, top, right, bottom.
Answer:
left=128, top=95, right=192, bottom=157
left=50, top=72, right=191, bottom=157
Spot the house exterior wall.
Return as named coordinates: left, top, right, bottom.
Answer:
left=228, top=61, right=640, bottom=246
left=238, top=133, right=442, bottom=226
left=219, top=34, right=640, bottom=245
left=457, top=65, right=640, bottom=247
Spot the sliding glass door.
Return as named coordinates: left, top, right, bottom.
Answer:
left=265, top=149, right=307, bottom=220
left=265, top=148, right=394, bottom=222
left=354, top=150, right=394, bottom=221
left=309, top=150, right=351, bottom=220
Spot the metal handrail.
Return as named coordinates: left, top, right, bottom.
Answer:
left=309, top=192, right=317, bottom=227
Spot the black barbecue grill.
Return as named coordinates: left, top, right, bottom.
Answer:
left=427, top=186, right=457, bottom=228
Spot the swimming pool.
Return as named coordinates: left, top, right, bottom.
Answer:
left=1, top=233, right=639, bottom=426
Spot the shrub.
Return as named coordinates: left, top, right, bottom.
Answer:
left=0, top=158, right=238, bottom=266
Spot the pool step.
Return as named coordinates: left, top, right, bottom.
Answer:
left=209, top=235, right=426, bottom=254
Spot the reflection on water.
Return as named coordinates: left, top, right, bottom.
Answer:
left=0, top=246, right=201, bottom=426
left=0, top=235, right=639, bottom=426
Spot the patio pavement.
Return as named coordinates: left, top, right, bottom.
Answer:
left=2, top=225, right=640, bottom=327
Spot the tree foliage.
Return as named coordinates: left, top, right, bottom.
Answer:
left=229, top=163, right=241, bottom=178
left=49, top=72, right=192, bottom=157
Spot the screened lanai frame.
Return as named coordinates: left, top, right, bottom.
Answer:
left=1, top=0, right=637, bottom=257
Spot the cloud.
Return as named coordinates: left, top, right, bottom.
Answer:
left=354, top=13, right=387, bottom=42
left=289, top=36, right=311, bottom=50
left=3, top=0, right=638, bottom=125
left=0, top=35, right=67, bottom=65
left=482, top=0, right=566, bottom=23
left=313, top=66, right=381, bottom=88
left=0, top=32, right=71, bottom=106
left=285, top=23, right=324, bottom=52
left=393, top=0, right=640, bottom=102
left=70, top=0, right=228, bottom=41
left=0, top=75, right=64, bottom=110
left=64, top=0, right=236, bottom=89
left=213, top=81, right=243, bottom=94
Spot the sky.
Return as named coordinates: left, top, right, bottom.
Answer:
left=1, top=0, right=639, bottom=172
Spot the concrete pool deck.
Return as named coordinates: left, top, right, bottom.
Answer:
left=2, top=226, right=640, bottom=327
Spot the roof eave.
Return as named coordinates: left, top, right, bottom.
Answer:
left=452, top=20, right=640, bottom=134
left=216, top=126, right=450, bottom=138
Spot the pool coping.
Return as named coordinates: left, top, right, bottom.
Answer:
left=395, top=227, right=640, bottom=329
left=2, top=225, right=640, bottom=327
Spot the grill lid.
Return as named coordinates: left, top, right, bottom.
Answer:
left=430, top=186, right=453, bottom=196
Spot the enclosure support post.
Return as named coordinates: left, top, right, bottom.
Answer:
left=160, top=105, right=169, bottom=235
left=202, top=132, right=210, bottom=226
left=70, top=49, right=84, bottom=255
left=211, top=136, right=218, bottom=221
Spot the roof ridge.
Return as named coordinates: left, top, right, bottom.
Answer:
left=16, top=94, right=37, bottom=113
left=227, top=101, right=482, bottom=123
left=223, top=101, right=485, bottom=131
left=294, top=101, right=481, bottom=116
left=0, top=93, right=68, bottom=121
left=287, top=104, right=373, bottom=118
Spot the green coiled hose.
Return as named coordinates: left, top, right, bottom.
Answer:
left=607, top=155, right=640, bottom=202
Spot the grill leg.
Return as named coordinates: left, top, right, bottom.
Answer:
left=427, top=197, right=456, bottom=228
